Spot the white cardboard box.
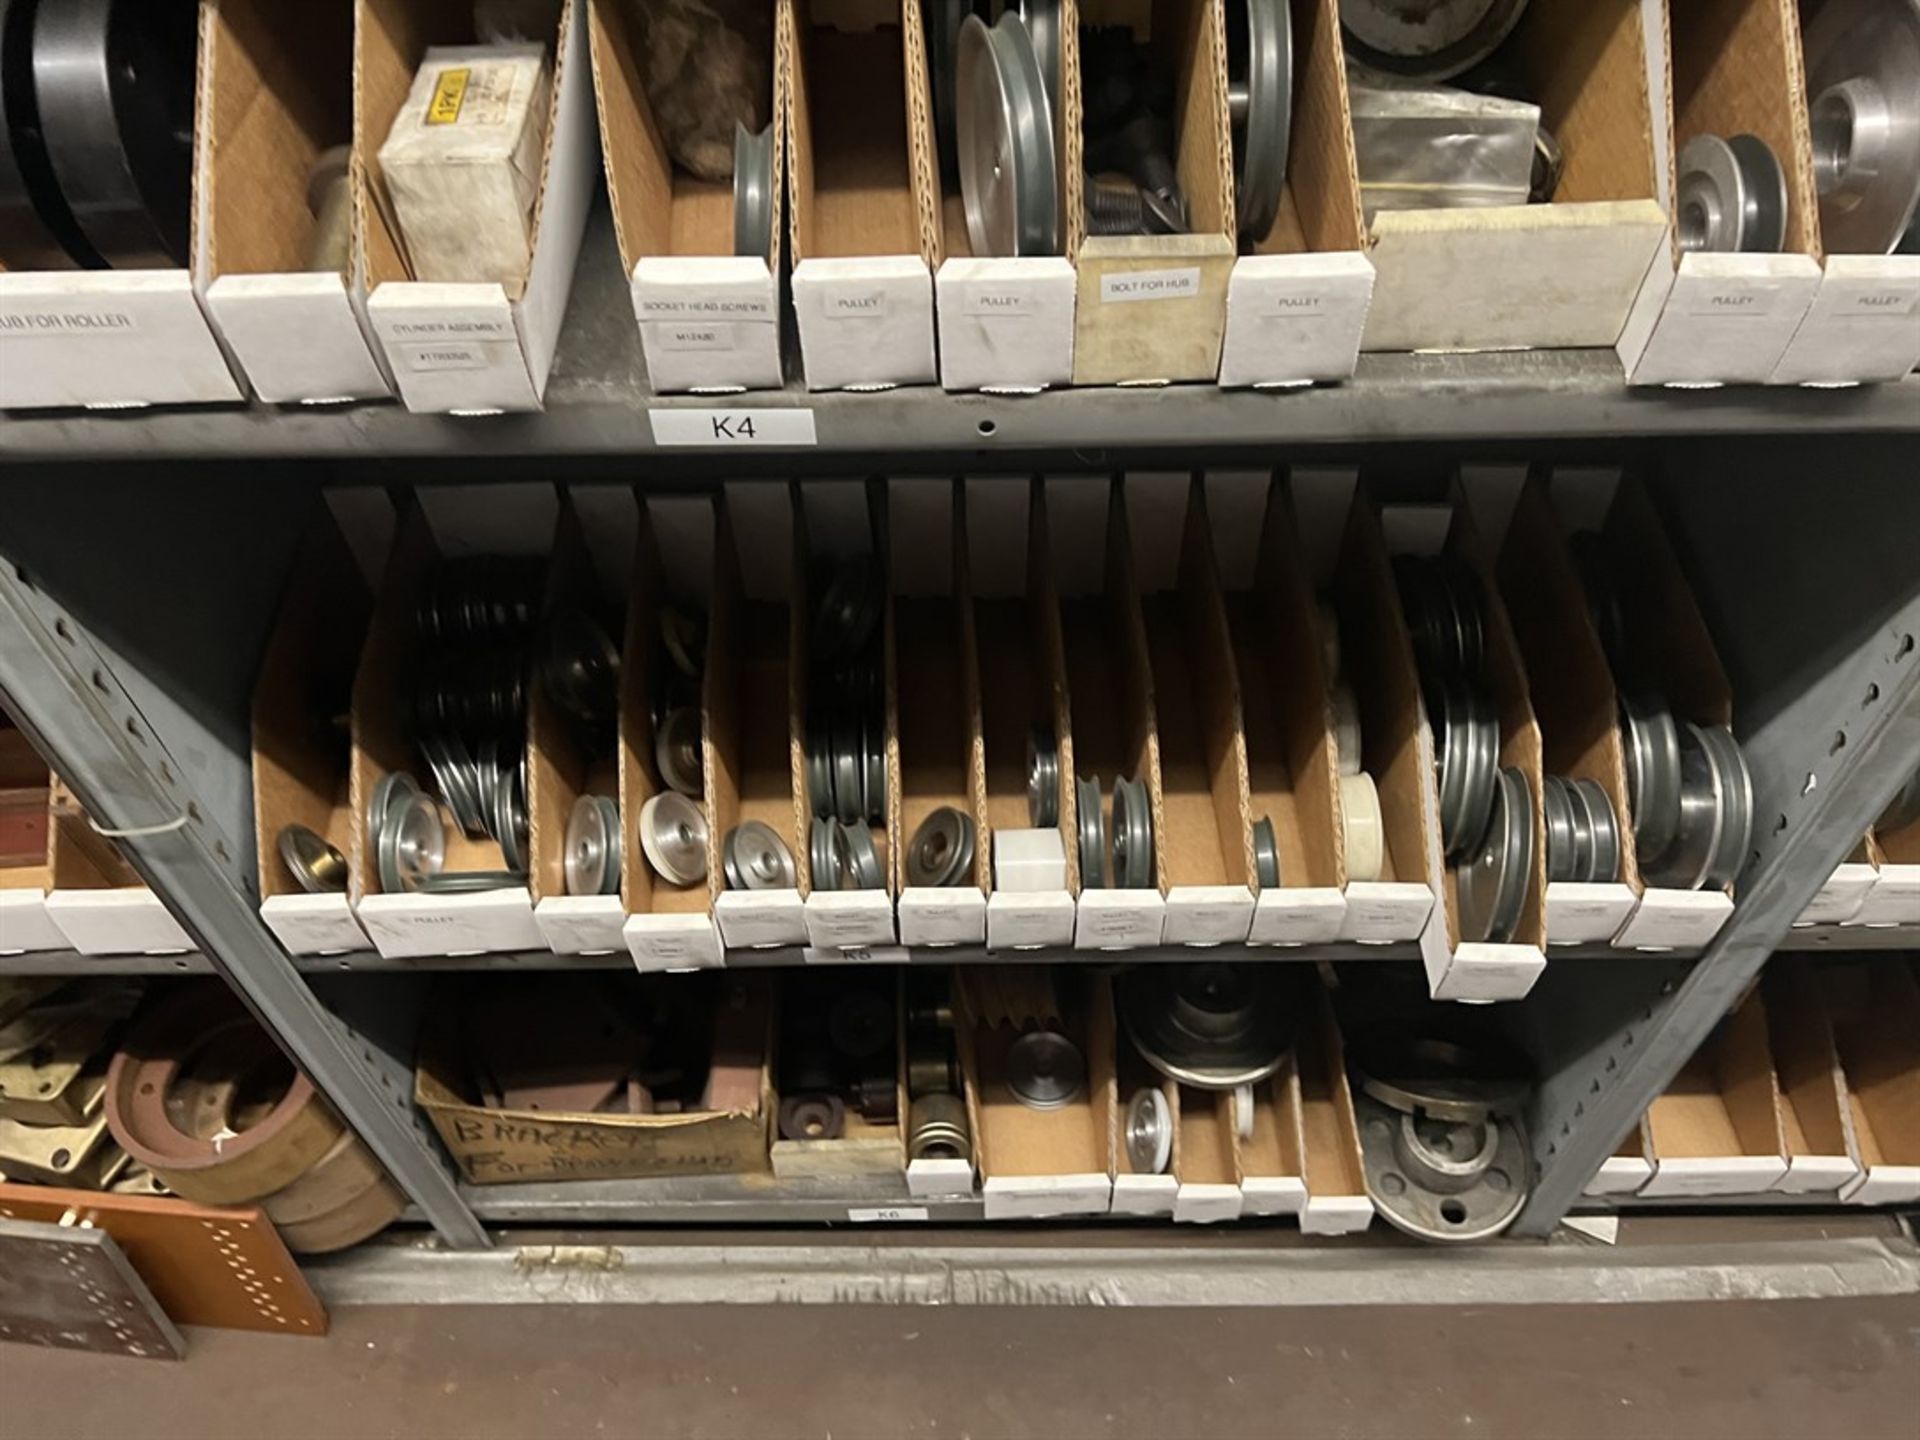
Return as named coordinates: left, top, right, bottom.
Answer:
left=533, top=895, right=627, bottom=955
left=1162, top=886, right=1256, bottom=946
left=206, top=274, right=392, bottom=404
left=985, top=891, right=1076, bottom=950
left=1770, top=256, right=1920, bottom=385
left=1546, top=880, right=1642, bottom=946
left=714, top=889, right=809, bottom=949
left=1622, top=253, right=1823, bottom=386
left=935, top=258, right=1077, bottom=392
left=981, top=1172, right=1112, bottom=1220
left=803, top=889, right=897, bottom=948
left=259, top=893, right=373, bottom=956
left=0, top=889, right=71, bottom=954
left=897, top=887, right=987, bottom=946
left=792, top=256, right=937, bottom=390
left=904, top=1156, right=976, bottom=1198
left=624, top=912, right=726, bottom=971
left=632, top=260, right=785, bottom=393
left=1793, top=862, right=1879, bottom=928
left=1072, top=889, right=1167, bottom=951
left=1218, top=253, right=1375, bottom=387
left=1299, top=1192, right=1374, bottom=1236
left=357, top=889, right=544, bottom=959
left=0, top=272, right=242, bottom=410
left=44, top=889, right=194, bottom=956
left=1848, top=864, right=1920, bottom=928
left=1614, top=888, right=1733, bottom=949
left=1173, top=1181, right=1244, bottom=1224
left=1247, top=886, right=1347, bottom=946
left=1108, top=1171, right=1179, bottom=1217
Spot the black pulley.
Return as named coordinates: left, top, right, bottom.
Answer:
left=30, top=0, right=196, bottom=267
left=1, top=0, right=90, bottom=266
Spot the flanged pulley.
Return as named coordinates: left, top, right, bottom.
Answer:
left=1436, top=680, right=1499, bottom=862
left=929, top=0, right=976, bottom=181
left=1802, top=0, right=1920, bottom=253
left=1027, top=725, right=1060, bottom=827
left=957, top=10, right=1059, bottom=258
left=638, top=791, right=708, bottom=886
left=1118, top=963, right=1309, bottom=1090
left=908, top=805, right=977, bottom=887
left=28, top=0, right=196, bottom=267
left=1339, top=0, right=1532, bottom=82
left=1456, top=765, right=1533, bottom=943
left=1, top=0, right=89, bottom=268
left=1251, top=815, right=1281, bottom=887
left=564, top=794, right=623, bottom=897
left=1622, top=692, right=1683, bottom=863
left=1125, top=1086, right=1173, bottom=1174
left=1227, top=0, right=1292, bottom=239
left=376, top=783, right=447, bottom=895
left=722, top=820, right=797, bottom=891
left=277, top=824, right=347, bottom=895
left=1542, top=774, right=1621, bottom=884
left=1014, top=0, right=1061, bottom=120
left=1676, top=133, right=1788, bottom=253
left=1076, top=775, right=1107, bottom=887
left=1110, top=775, right=1153, bottom=889
left=908, top=1092, right=971, bottom=1161
left=732, top=121, right=774, bottom=261
left=1643, top=721, right=1753, bottom=892
left=1007, top=1029, right=1085, bottom=1110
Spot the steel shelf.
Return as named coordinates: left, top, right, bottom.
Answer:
left=4, top=211, right=1915, bottom=466
left=1778, top=923, right=1920, bottom=952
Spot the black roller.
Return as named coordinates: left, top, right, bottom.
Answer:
left=1, top=0, right=93, bottom=267
left=31, top=0, right=196, bottom=268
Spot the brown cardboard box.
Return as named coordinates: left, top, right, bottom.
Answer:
left=1821, top=961, right=1920, bottom=1204
left=1642, top=993, right=1789, bottom=1196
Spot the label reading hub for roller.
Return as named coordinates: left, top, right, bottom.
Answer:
left=649, top=409, right=818, bottom=447
left=1102, top=268, right=1201, bottom=304
left=0, top=310, right=139, bottom=338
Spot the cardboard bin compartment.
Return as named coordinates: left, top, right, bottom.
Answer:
left=1110, top=1022, right=1180, bottom=1216
left=1124, top=474, right=1256, bottom=945
left=967, top=479, right=1079, bottom=951
left=1582, top=1117, right=1654, bottom=1196
left=1235, top=1053, right=1309, bottom=1216
left=1172, top=1085, right=1244, bottom=1222
left=201, top=0, right=392, bottom=403
left=1822, top=962, right=1920, bottom=1204
left=1641, top=994, right=1788, bottom=1197
left=417, top=971, right=772, bottom=1184
left=1855, top=811, right=1920, bottom=929
left=1069, top=0, right=1238, bottom=383
left=0, top=729, right=65, bottom=955
left=1288, top=986, right=1372, bottom=1234
left=1218, top=0, right=1376, bottom=386
left=252, top=504, right=385, bottom=956
left=41, top=783, right=193, bottom=957
left=349, top=487, right=557, bottom=958
left=708, top=485, right=810, bottom=949
left=769, top=971, right=905, bottom=1178
left=1358, top=0, right=1668, bottom=356
left=958, top=966, right=1115, bottom=1218
left=358, top=0, right=595, bottom=412
left=591, top=0, right=787, bottom=392
left=1206, top=472, right=1349, bottom=945
left=1623, top=0, right=1826, bottom=385
left=1763, top=962, right=1862, bottom=1195
left=890, top=479, right=990, bottom=946
left=784, top=0, right=941, bottom=390
left=1047, top=477, right=1167, bottom=949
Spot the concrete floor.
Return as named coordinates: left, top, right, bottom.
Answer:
left=3, top=1293, right=1918, bottom=1440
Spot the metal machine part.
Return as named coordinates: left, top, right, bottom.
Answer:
left=1622, top=692, right=1683, bottom=863
left=1, top=0, right=91, bottom=268
left=660, top=607, right=706, bottom=678
left=30, top=0, right=196, bottom=267
left=375, top=786, right=446, bottom=895
left=777, top=1092, right=846, bottom=1142
left=1542, top=774, right=1621, bottom=884
left=1016, top=0, right=1061, bottom=118
left=1233, top=1081, right=1257, bottom=1140
left=1006, top=1029, right=1086, bottom=1110
left=1083, top=175, right=1186, bottom=234
left=1676, top=132, right=1788, bottom=253
left=842, top=819, right=886, bottom=891
left=907, top=805, right=977, bottom=887
left=1397, top=553, right=1486, bottom=682
left=655, top=706, right=704, bottom=797
left=722, top=821, right=797, bottom=891
left=1118, top=963, right=1304, bottom=1089
left=1110, top=775, right=1153, bottom=889
left=1802, top=0, right=1920, bottom=253
left=1456, top=766, right=1533, bottom=943
left=1643, top=721, right=1754, bottom=891
left=1332, top=683, right=1363, bottom=777
left=956, top=10, right=1059, bottom=257
left=1081, top=25, right=1188, bottom=233
left=1436, top=681, right=1499, bottom=861
left=563, top=794, right=623, bottom=897
left=1252, top=815, right=1281, bottom=887
left=1227, top=0, right=1292, bottom=239
left=907, top=1092, right=971, bottom=1162
left=638, top=791, right=708, bottom=886
left=1339, top=0, right=1532, bottom=82
left=1027, top=726, right=1060, bottom=827
left=1125, top=1086, right=1173, bottom=1174
left=812, top=555, right=884, bottom=665
left=1076, top=775, right=1107, bottom=887
left=732, top=121, right=773, bottom=261
left=1529, top=122, right=1562, bottom=203
left=541, top=608, right=620, bottom=729
left=810, top=814, right=841, bottom=890
left=276, top=824, right=347, bottom=895
left=1340, top=773, right=1387, bottom=883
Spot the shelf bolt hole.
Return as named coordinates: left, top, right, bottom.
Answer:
left=1829, top=731, right=1846, bottom=755
left=54, top=619, right=72, bottom=644
left=1865, top=683, right=1880, bottom=706
left=1773, top=814, right=1788, bottom=835
left=1898, top=633, right=1915, bottom=661
left=977, top=419, right=997, bottom=436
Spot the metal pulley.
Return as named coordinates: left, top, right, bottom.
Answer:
left=1456, top=765, right=1533, bottom=943
left=956, top=10, right=1059, bottom=257
left=1227, top=0, right=1293, bottom=240
left=733, top=121, right=773, bottom=261
left=1117, top=963, right=1308, bottom=1090
left=1340, top=0, right=1532, bottom=83
left=1802, top=0, right=1920, bottom=253
left=1675, top=133, right=1787, bottom=253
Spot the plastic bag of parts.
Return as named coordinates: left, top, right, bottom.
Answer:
left=1347, top=67, right=1538, bottom=221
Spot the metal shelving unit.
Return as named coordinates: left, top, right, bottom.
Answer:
left=2, top=215, right=1915, bottom=1250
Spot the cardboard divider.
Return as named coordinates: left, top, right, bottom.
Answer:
left=0, top=727, right=64, bottom=955
left=1623, top=0, right=1824, bottom=385
left=891, top=480, right=989, bottom=945
left=968, top=480, right=1078, bottom=950
left=1218, top=0, right=1376, bottom=386
left=1855, top=817, right=1920, bottom=928
left=251, top=505, right=381, bottom=956
left=1110, top=1020, right=1180, bottom=1216
left=1126, top=475, right=1255, bottom=945
left=1642, top=994, right=1789, bottom=1196
left=201, top=0, right=393, bottom=404
left=934, top=0, right=1080, bottom=390
left=1047, top=477, right=1167, bottom=949
left=1236, top=1053, right=1309, bottom=1215
left=1172, top=1085, right=1244, bottom=1222
left=1763, top=962, right=1862, bottom=1194
left=1821, top=962, right=1920, bottom=1204
left=40, top=781, right=194, bottom=956
left=1209, top=472, right=1348, bottom=945
left=589, top=0, right=786, bottom=392
left=358, top=0, right=595, bottom=412
left=707, top=491, right=809, bottom=949
left=349, top=488, right=555, bottom=957
left=1289, top=986, right=1372, bottom=1234
left=959, top=968, right=1116, bottom=1217
left=1499, top=478, right=1642, bottom=946
left=623, top=498, right=726, bottom=970
left=784, top=0, right=941, bottom=389
left=1069, top=0, right=1238, bottom=383
left=1570, top=473, right=1737, bottom=950
left=1362, top=0, right=1669, bottom=356
left=1329, top=494, right=1443, bottom=944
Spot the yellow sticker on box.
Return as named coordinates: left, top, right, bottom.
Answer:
left=427, top=68, right=471, bottom=125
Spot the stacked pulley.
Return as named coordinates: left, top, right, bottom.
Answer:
left=1540, top=774, right=1622, bottom=884
left=802, top=554, right=885, bottom=893
left=1076, top=771, right=1154, bottom=889
left=542, top=602, right=627, bottom=898
left=1396, top=555, right=1533, bottom=942
left=0, top=0, right=197, bottom=270
left=639, top=603, right=711, bottom=889
left=103, top=984, right=404, bottom=1253
left=904, top=972, right=971, bottom=1164
left=1576, top=540, right=1755, bottom=893
left=1227, top=0, right=1294, bottom=240
left=1675, top=133, right=1788, bottom=254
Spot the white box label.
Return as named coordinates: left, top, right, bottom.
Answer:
left=385, top=316, right=516, bottom=341
left=657, top=323, right=739, bottom=352
left=1678, top=286, right=1797, bottom=319
left=826, top=291, right=888, bottom=319
left=802, top=944, right=910, bottom=964
left=649, top=409, right=819, bottom=447
left=960, top=291, right=1034, bottom=317
left=638, top=296, right=775, bottom=321
left=1833, top=288, right=1918, bottom=317
left=404, top=343, right=492, bottom=371
left=1101, top=268, right=1201, bottom=304
left=846, top=1206, right=929, bottom=1222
